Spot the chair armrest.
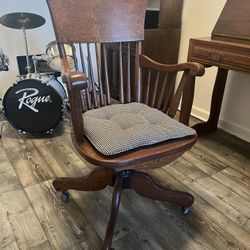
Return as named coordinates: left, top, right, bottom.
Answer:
left=62, top=71, right=88, bottom=91
left=60, top=62, right=87, bottom=143
left=139, top=54, right=205, bottom=77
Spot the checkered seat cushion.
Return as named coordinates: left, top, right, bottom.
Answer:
left=83, top=102, right=196, bottom=156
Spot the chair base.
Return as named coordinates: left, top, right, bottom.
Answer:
left=53, top=168, right=194, bottom=250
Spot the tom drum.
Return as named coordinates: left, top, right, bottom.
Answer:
left=46, top=41, right=75, bottom=72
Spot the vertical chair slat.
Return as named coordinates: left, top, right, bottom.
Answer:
left=79, top=43, right=86, bottom=73
left=150, top=71, right=160, bottom=107
left=102, top=44, right=111, bottom=105
left=144, top=69, right=151, bottom=105
left=95, top=43, right=105, bottom=106
left=156, top=72, right=168, bottom=110
left=80, top=90, right=87, bottom=112
left=168, top=71, right=188, bottom=118
left=58, top=43, right=69, bottom=71
left=119, top=43, right=124, bottom=103
left=72, top=43, right=78, bottom=71
left=135, top=41, right=142, bottom=102
left=79, top=43, right=91, bottom=110
left=85, top=89, right=92, bottom=110
left=87, top=43, right=98, bottom=108
left=126, top=43, right=131, bottom=103
left=162, top=73, right=176, bottom=113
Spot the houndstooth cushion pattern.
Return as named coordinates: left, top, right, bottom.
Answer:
left=83, top=102, right=196, bottom=156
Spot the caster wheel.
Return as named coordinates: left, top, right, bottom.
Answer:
left=61, top=191, right=70, bottom=203
left=182, top=206, right=192, bottom=215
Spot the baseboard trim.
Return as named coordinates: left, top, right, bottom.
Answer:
left=190, top=106, right=209, bottom=122
left=218, top=119, right=250, bottom=143
left=191, top=105, right=250, bottom=142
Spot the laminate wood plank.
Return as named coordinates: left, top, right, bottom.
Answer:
left=0, top=240, right=20, bottom=250
left=163, top=166, right=250, bottom=232
left=193, top=177, right=250, bottom=231
left=194, top=137, right=250, bottom=177
left=33, top=137, right=90, bottom=177
left=151, top=168, right=250, bottom=250
left=205, top=128, right=250, bottom=158
left=167, top=156, right=209, bottom=181
left=186, top=147, right=227, bottom=176
left=1, top=127, right=56, bottom=188
left=0, top=189, right=50, bottom=249
left=0, top=144, right=50, bottom=250
left=212, top=167, right=250, bottom=201
left=0, top=147, right=20, bottom=250
left=0, top=148, right=21, bottom=194
left=120, top=187, right=213, bottom=250
left=70, top=187, right=141, bottom=242
left=183, top=146, right=250, bottom=201
left=112, top=229, right=164, bottom=250
left=25, top=180, right=102, bottom=249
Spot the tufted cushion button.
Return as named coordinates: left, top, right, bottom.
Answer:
left=83, top=102, right=195, bottom=156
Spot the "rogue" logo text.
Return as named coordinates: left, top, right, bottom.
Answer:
left=15, top=88, right=51, bottom=112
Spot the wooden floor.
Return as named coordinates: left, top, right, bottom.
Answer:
left=0, top=116, right=249, bottom=250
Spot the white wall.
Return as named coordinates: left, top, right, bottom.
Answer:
left=0, top=0, right=55, bottom=95
left=178, top=0, right=250, bottom=142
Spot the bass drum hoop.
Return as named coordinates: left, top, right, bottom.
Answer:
left=3, top=75, right=67, bottom=135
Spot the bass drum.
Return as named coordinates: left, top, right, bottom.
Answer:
left=3, top=74, right=67, bottom=135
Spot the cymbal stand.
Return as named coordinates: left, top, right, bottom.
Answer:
left=22, top=26, right=31, bottom=75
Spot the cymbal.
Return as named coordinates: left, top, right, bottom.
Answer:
left=0, top=12, right=45, bottom=30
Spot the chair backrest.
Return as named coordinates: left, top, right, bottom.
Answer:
left=46, top=0, right=203, bottom=142
left=46, top=0, right=148, bottom=43
left=46, top=0, right=148, bottom=108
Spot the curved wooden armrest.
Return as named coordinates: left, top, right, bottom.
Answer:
left=139, top=54, right=205, bottom=76
left=61, top=70, right=87, bottom=143
left=62, top=71, right=88, bottom=91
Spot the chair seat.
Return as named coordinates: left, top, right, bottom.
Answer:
left=83, top=102, right=196, bottom=156
left=73, top=133, right=197, bottom=171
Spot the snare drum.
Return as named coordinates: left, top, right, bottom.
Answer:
left=46, top=41, right=75, bottom=72
left=3, top=74, right=67, bottom=134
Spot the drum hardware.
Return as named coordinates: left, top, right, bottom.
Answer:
left=0, top=12, right=46, bottom=74
left=32, top=54, right=50, bottom=73
left=0, top=49, right=9, bottom=72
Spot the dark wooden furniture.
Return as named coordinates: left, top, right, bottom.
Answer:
left=180, top=0, right=250, bottom=136
left=144, top=0, right=183, bottom=64
left=46, top=0, right=204, bottom=249
left=108, top=0, right=183, bottom=100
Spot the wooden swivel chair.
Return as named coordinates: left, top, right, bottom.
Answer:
left=46, top=0, right=205, bottom=249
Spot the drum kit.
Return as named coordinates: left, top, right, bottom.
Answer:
left=0, top=12, right=75, bottom=135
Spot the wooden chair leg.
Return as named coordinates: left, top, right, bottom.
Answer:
left=52, top=167, right=114, bottom=192
left=102, top=175, right=123, bottom=250
left=129, top=171, right=194, bottom=208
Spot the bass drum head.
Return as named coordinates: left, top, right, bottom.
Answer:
left=3, top=78, right=64, bottom=134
